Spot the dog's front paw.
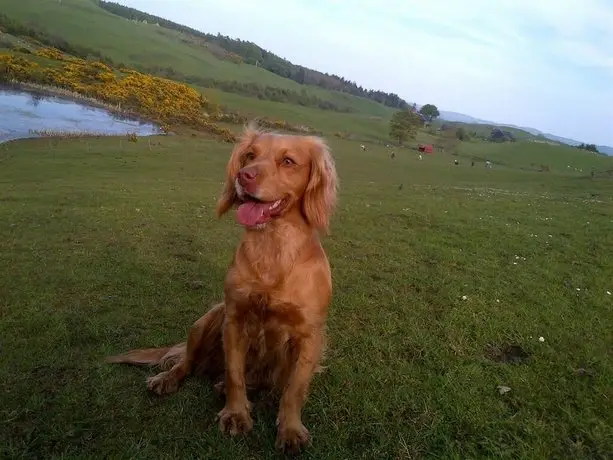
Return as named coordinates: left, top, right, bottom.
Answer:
left=275, top=422, right=311, bottom=453
left=146, top=371, right=179, bottom=395
left=217, top=405, right=253, bottom=436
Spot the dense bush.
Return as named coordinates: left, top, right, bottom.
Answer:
left=489, top=128, right=516, bottom=143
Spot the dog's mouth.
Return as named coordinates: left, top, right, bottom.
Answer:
left=236, top=193, right=288, bottom=228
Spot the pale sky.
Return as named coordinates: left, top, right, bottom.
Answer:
left=118, top=0, right=613, bottom=146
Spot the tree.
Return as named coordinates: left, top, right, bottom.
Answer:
left=419, top=104, right=440, bottom=122
left=577, top=143, right=599, bottom=153
left=389, top=109, right=423, bottom=145
left=489, top=128, right=516, bottom=143
left=436, top=126, right=460, bottom=155
left=456, top=126, right=469, bottom=141
left=295, top=66, right=306, bottom=84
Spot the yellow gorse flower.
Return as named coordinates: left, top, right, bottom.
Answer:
left=1, top=48, right=237, bottom=142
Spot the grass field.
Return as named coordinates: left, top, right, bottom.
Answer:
left=1, top=134, right=613, bottom=459
left=456, top=140, right=613, bottom=173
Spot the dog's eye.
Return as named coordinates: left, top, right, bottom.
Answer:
left=244, top=152, right=255, bottom=162
left=281, top=157, right=296, bottom=166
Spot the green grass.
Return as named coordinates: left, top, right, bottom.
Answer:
left=449, top=122, right=541, bottom=142
left=1, top=135, right=613, bottom=459
left=200, top=87, right=393, bottom=141
left=458, top=140, right=613, bottom=173
left=0, top=0, right=396, bottom=119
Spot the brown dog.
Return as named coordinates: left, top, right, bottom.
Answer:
left=107, top=123, right=338, bottom=452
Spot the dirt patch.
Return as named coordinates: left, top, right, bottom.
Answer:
left=486, top=343, right=530, bottom=364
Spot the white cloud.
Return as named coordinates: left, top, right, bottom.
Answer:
left=118, top=0, right=613, bottom=145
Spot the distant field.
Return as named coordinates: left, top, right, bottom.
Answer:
left=458, top=140, right=613, bottom=173
left=1, top=134, right=612, bottom=459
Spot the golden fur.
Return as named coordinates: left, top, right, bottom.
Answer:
left=107, top=123, right=338, bottom=452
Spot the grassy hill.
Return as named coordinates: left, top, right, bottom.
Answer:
left=0, top=0, right=396, bottom=119
left=458, top=140, right=612, bottom=172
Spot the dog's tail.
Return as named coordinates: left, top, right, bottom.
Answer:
left=106, top=342, right=186, bottom=369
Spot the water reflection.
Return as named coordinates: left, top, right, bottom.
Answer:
left=0, top=87, right=161, bottom=143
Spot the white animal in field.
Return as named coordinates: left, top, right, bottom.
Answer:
left=360, top=144, right=366, bottom=151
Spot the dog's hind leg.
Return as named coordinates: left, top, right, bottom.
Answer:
left=147, top=302, right=226, bottom=395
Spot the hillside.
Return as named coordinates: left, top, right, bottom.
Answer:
left=97, top=1, right=410, bottom=110
left=1, top=0, right=610, bottom=156
left=0, top=0, right=400, bottom=118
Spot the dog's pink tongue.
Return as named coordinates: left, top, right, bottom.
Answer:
left=237, top=202, right=270, bottom=227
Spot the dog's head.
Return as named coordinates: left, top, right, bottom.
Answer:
left=216, top=123, right=338, bottom=234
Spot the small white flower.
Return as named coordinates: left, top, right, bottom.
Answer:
left=539, top=337, right=545, bottom=342
left=497, top=385, right=511, bottom=395
left=576, top=288, right=581, bottom=291
left=461, top=295, right=468, bottom=300
left=496, top=299, right=500, bottom=303
left=607, top=291, right=611, bottom=296
left=513, top=262, right=518, bottom=265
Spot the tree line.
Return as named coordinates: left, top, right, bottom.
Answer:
left=576, top=143, right=599, bottom=153
left=98, top=1, right=411, bottom=109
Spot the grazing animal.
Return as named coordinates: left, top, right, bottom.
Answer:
left=107, top=123, right=339, bottom=453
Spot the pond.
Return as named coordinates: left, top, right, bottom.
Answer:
left=0, top=87, right=161, bottom=143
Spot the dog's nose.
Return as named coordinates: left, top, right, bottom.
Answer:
left=238, top=167, right=258, bottom=184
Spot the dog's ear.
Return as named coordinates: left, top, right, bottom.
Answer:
left=301, top=137, right=338, bottom=234
left=216, top=123, right=261, bottom=217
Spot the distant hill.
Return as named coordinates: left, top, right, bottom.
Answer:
left=597, top=145, right=613, bottom=156
left=436, top=110, right=613, bottom=156
left=436, top=110, right=489, bottom=125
